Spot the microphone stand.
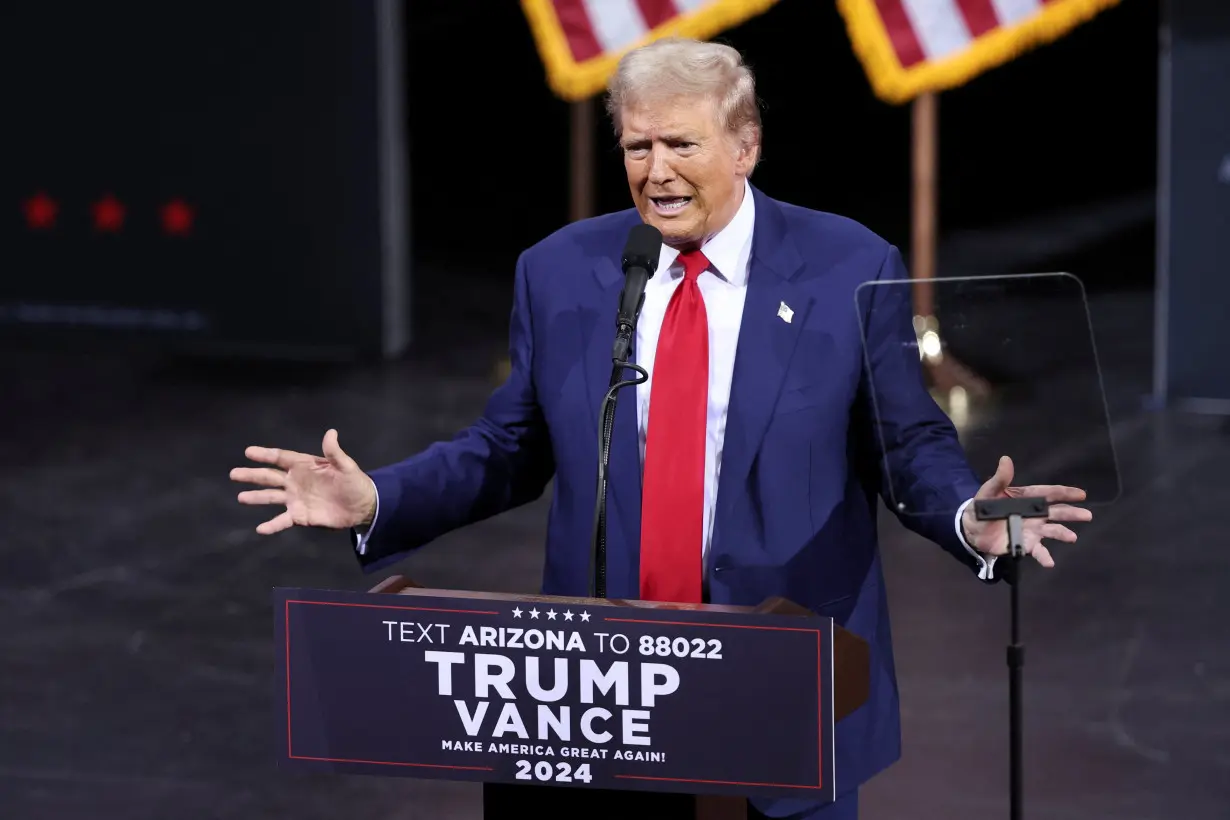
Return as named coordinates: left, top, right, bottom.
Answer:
left=588, top=327, right=647, bottom=599
left=973, top=496, right=1049, bottom=820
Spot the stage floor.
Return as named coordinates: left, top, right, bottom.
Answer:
left=1, top=280, right=1226, bottom=820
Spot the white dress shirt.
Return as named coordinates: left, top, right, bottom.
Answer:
left=633, top=180, right=755, bottom=566
left=359, top=179, right=995, bottom=580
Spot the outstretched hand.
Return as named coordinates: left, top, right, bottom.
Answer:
left=961, top=455, right=1092, bottom=568
left=230, top=429, right=376, bottom=535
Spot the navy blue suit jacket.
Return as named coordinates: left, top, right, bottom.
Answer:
left=358, top=185, right=990, bottom=817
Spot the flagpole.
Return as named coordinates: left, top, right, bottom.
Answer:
left=911, top=92, right=989, bottom=401
left=911, top=92, right=938, bottom=315
left=570, top=97, right=595, bottom=221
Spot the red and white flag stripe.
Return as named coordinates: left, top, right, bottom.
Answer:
left=875, top=0, right=1059, bottom=68
left=552, top=0, right=710, bottom=63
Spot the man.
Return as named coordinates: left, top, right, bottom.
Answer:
left=231, top=37, right=1089, bottom=819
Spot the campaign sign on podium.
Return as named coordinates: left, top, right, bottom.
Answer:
left=274, top=585, right=838, bottom=801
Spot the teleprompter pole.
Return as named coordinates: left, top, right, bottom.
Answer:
left=974, top=496, right=1049, bottom=820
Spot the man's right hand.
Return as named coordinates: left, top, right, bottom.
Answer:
left=230, top=428, right=376, bottom=535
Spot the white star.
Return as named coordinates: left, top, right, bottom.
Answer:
left=563, top=610, right=574, bottom=621
left=546, top=609, right=557, bottom=620
left=511, top=607, right=523, bottom=618
left=579, top=611, right=591, bottom=622
left=529, top=607, right=540, bottom=619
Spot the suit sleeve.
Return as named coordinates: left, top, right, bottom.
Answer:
left=857, top=244, right=990, bottom=578
left=355, top=252, right=555, bottom=572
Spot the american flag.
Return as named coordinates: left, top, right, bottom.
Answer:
left=521, top=0, right=780, bottom=100
left=837, top=0, right=1122, bottom=103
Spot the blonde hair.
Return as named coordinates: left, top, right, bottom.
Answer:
left=605, top=37, right=762, bottom=167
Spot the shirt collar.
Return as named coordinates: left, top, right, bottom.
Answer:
left=655, top=179, right=755, bottom=287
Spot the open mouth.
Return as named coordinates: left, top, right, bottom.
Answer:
left=650, top=196, right=692, bottom=214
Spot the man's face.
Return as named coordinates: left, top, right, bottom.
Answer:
left=620, top=95, right=756, bottom=248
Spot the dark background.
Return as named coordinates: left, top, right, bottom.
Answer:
left=3, top=2, right=389, bottom=356
left=4, top=0, right=1157, bottom=350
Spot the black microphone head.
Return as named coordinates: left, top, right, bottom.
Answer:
left=621, top=223, right=663, bottom=278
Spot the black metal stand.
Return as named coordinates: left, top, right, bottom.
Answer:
left=974, top=496, right=1049, bottom=820
left=588, top=349, right=647, bottom=599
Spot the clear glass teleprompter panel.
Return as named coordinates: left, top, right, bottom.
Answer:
left=854, top=272, right=1121, bottom=519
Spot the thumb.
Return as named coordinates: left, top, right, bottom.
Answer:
left=977, top=455, right=1014, bottom=498
left=322, top=428, right=358, bottom=472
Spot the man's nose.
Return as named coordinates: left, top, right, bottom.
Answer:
left=647, top=147, right=674, bottom=183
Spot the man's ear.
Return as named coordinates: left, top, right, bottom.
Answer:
left=735, top=129, right=761, bottom=175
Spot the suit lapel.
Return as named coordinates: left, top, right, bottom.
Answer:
left=581, top=237, right=643, bottom=597
left=713, top=191, right=812, bottom=556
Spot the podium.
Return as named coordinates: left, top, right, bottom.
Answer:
left=274, top=577, right=870, bottom=819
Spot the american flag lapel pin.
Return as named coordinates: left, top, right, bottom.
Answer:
left=777, top=301, right=794, bottom=323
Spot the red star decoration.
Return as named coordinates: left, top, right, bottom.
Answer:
left=160, top=199, right=195, bottom=236
left=92, top=194, right=126, bottom=232
left=23, top=192, right=58, bottom=230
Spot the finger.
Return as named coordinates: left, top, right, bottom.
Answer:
left=238, top=489, right=287, bottom=506
left=1047, top=503, right=1093, bottom=523
left=1038, top=522, right=1078, bottom=543
left=256, top=510, right=295, bottom=535
left=244, top=445, right=314, bottom=469
left=1030, top=542, right=1055, bottom=568
left=1020, top=484, right=1087, bottom=503
left=978, top=455, right=1014, bottom=498
left=322, top=428, right=358, bottom=472
left=229, top=467, right=287, bottom=488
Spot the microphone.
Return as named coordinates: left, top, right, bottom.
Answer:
left=612, top=223, right=662, bottom=362
left=589, top=224, right=659, bottom=599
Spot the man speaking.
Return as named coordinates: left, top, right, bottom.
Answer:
left=232, top=37, right=1089, bottom=820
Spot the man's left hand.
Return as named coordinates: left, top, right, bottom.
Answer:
left=961, top=455, right=1092, bottom=568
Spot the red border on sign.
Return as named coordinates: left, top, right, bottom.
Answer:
left=602, top=616, right=826, bottom=791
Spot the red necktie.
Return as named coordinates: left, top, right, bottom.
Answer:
left=640, top=249, right=709, bottom=604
